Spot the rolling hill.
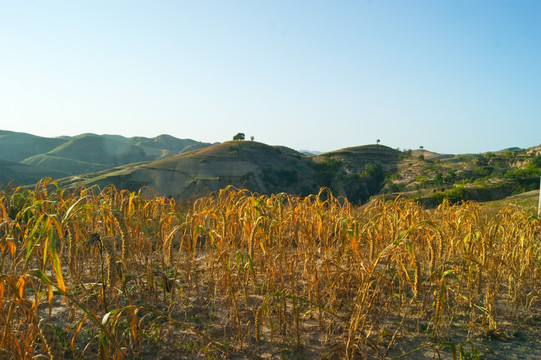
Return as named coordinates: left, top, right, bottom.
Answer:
left=0, top=130, right=66, bottom=162
left=128, top=134, right=213, bottom=158
left=58, top=142, right=406, bottom=203
left=58, top=141, right=324, bottom=199
left=21, top=133, right=149, bottom=173
left=0, top=131, right=215, bottom=178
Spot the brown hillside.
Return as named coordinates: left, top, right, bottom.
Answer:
left=62, top=141, right=321, bottom=198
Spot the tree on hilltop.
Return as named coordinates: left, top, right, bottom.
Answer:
left=233, top=133, right=245, bottom=141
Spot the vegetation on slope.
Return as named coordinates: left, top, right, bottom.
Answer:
left=382, top=146, right=541, bottom=206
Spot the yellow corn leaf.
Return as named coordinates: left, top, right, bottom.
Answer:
left=259, top=240, right=266, bottom=256
left=0, top=202, right=7, bottom=220
left=48, top=281, right=54, bottom=317
left=6, top=239, right=17, bottom=259
left=130, top=307, right=139, bottom=343
left=16, top=275, right=26, bottom=299
left=72, top=315, right=89, bottom=350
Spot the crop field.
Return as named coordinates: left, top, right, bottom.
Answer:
left=1, top=179, right=540, bottom=359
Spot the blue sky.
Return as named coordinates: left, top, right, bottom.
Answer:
left=1, top=0, right=539, bottom=154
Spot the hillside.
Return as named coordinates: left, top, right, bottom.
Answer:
left=21, top=154, right=111, bottom=175
left=58, top=142, right=416, bottom=203
left=382, top=145, right=541, bottom=206
left=0, top=131, right=214, bottom=178
left=59, top=141, right=324, bottom=198
left=21, top=134, right=148, bottom=174
left=0, top=158, right=68, bottom=185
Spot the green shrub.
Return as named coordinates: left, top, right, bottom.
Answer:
left=432, top=186, right=465, bottom=204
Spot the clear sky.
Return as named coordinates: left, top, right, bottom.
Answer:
left=1, top=1, right=540, bottom=154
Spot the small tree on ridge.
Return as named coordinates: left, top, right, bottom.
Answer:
left=233, top=133, right=245, bottom=141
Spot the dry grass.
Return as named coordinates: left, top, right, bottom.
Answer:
left=1, top=180, right=540, bottom=359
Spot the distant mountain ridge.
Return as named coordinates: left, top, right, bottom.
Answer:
left=0, top=130, right=66, bottom=162
left=0, top=131, right=215, bottom=177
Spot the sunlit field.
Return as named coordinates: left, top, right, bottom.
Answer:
left=1, top=179, right=540, bottom=359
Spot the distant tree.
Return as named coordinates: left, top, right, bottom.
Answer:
left=250, top=136, right=254, bottom=141
left=377, top=139, right=380, bottom=145
left=233, top=133, right=245, bottom=141
left=419, top=145, right=424, bottom=150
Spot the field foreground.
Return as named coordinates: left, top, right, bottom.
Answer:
left=1, top=180, right=541, bottom=359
